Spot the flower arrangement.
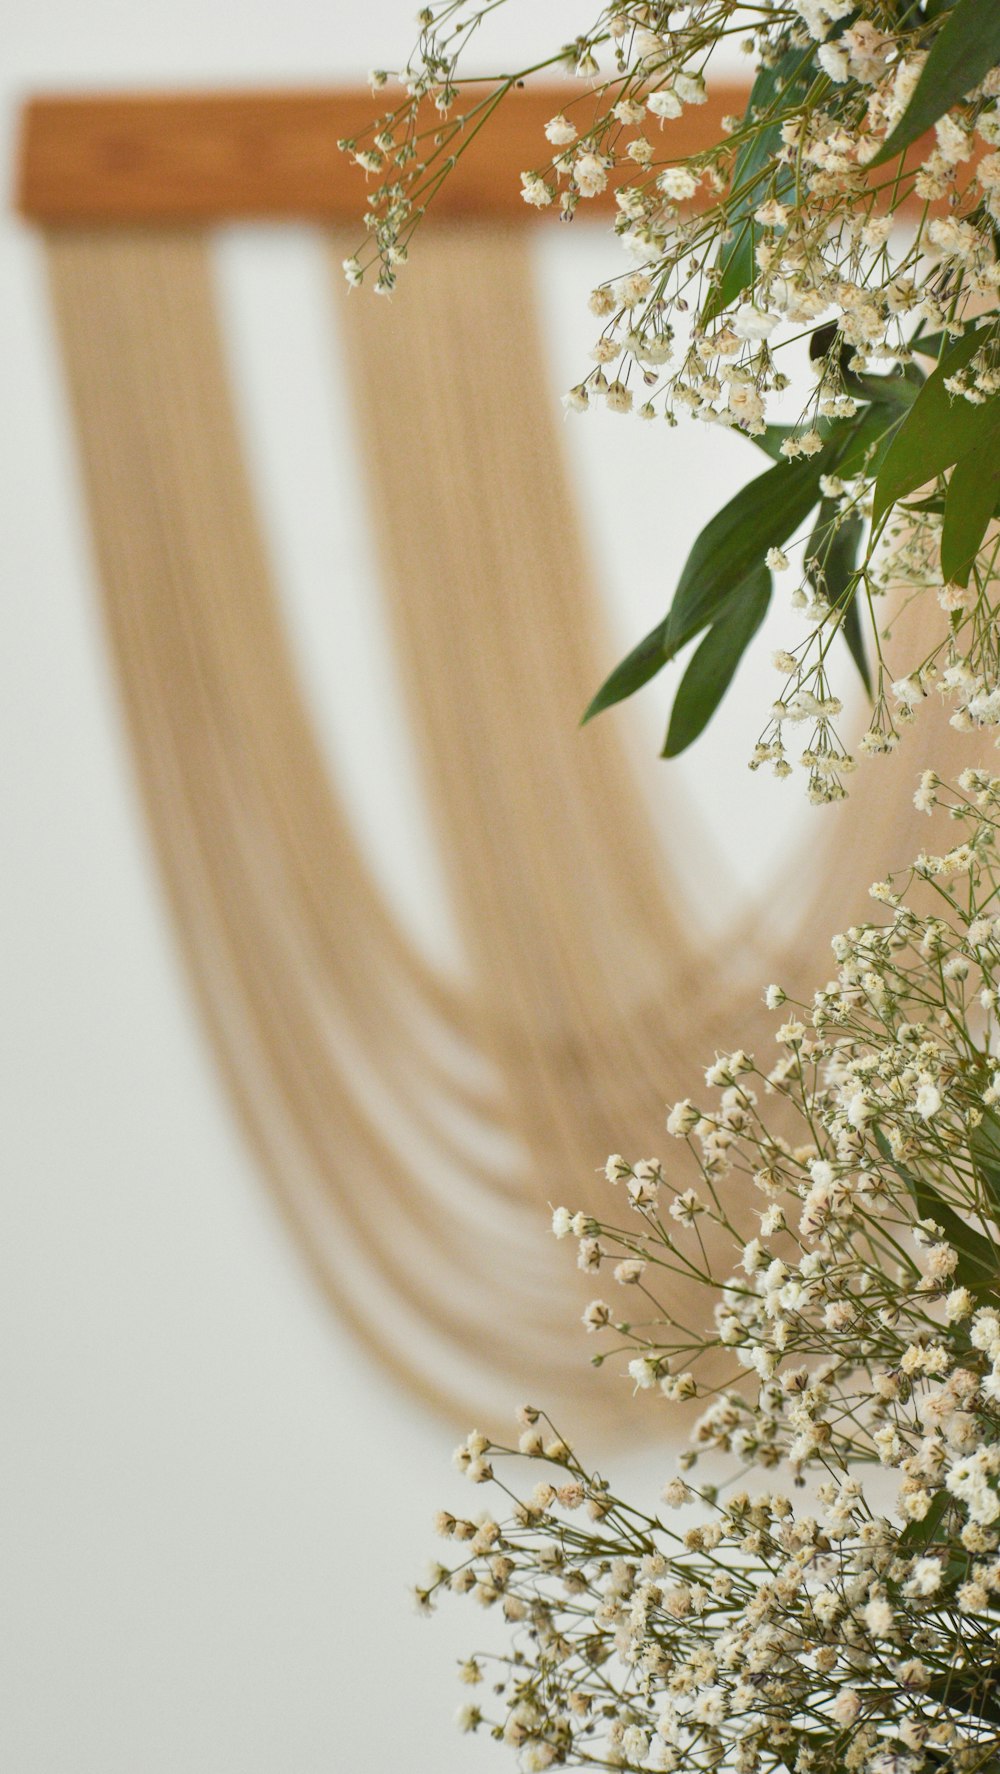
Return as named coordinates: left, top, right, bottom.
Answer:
left=430, top=773, right=1000, bottom=1772
left=345, top=4, right=1000, bottom=1769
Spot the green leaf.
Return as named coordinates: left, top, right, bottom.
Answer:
left=581, top=614, right=670, bottom=723
left=871, top=328, right=999, bottom=526
left=911, top=328, right=951, bottom=364
left=971, top=1112, right=1000, bottom=1218
left=840, top=587, right=870, bottom=695
left=750, top=423, right=796, bottom=461
left=924, top=1669, right=1000, bottom=1730
left=584, top=403, right=891, bottom=732
left=843, top=363, right=923, bottom=413
left=901, top=493, right=946, bottom=515
left=585, top=411, right=863, bottom=728
left=873, top=1127, right=998, bottom=1294
left=810, top=320, right=924, bottom=414
left=663, top=452, right=826, bottom=656
left=898, top=1486, right=951, bottom=1555
left=833, top=401, right=907, bottom=481
left=869, top=0, right=1000, bottom=168
left=808, top=319, right=839, bottom=365
left=702, top=46, right=815, bottom=324
left=806, top=501, right=869, bottom=692
left=940, top=442, right=1000, bottom=586
left=661, top=569, right=771, bottom=757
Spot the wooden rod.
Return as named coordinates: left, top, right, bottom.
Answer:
left=15, top=84, right=749, bottom=224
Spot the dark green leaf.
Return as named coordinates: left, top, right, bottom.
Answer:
left=662, top=569, right=771, bottom=757
left=809, top=320, right=839, bottom=364
left=582, top=614, right=670, bottom=723
left=841, top=590, right=870, bottom=694
left=871, top=328, right=1000, bottom=526
left=809, top=321, right=924, bottom=413
left=972, top=1112, right=1000, bottom=1218
left=940, top=442, right=1000, bottom=585
left=750, top=423, right=796, bottom=461
left=806, top=501, right=869, bottom=692
left=898, top=1487, right=951, bottom=1555
left=702, top=46, right=815, bottom=324
left=911, top=328, right=951, bottom=364
left=902, top=493, right=946, bottom=515
left=924, top=1669, right=1000, bottom=1729
left=833, top=401, right=906, bottom=481
left=873, top=1127, right=998, bottom=1294
left=842, top=363, right=922, bottom=413
left=869, top=0, right=1000, bottom=168
left=584, top=406, right=884, bottom=731
left=663, top=452, right=826, bottom=656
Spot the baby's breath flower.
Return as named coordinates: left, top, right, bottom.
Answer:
left=380, top=9, right=1000, bottom=1767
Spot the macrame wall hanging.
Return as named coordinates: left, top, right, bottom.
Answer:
left=24, top=91, right=965, bottom=1434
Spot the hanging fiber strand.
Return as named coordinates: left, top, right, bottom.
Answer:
left=44, top=225, right=967, bottom=1433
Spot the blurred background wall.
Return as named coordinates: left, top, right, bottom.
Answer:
left=0, top=4, right=777, bottom=1770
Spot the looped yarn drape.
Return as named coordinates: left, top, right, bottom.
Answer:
left=44, top=224, right=966, bottom=1433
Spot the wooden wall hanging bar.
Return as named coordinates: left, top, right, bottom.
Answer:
left=15, top=84, right=749, bottom=224
left=16, top=83, right=943, bottom=228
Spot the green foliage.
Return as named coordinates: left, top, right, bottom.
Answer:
left=661, top=453, right=825, bottom=654
left=581, top=614, right=671, bottom=723
left=582, top=451, right=819, bottom=732
left=806, top=500, right=869, bottom=692
left=582, top=450, right=822, bottom=727
left=897, top=1486, right=952, bottom=1555
left=971, top=1110, right=1000, bottom=1217
left=869, top=0, right=1000, bottom=167
left=874, top=1126, right=998, bottom=1294
left=585, top=364, right=924, bottom=743
left=941, top=442, right=1000, bottom=586
left=871, top=327, right=1000, bottom=593
left=702, top=46, right=816, bottom=324
left=661, top=568, right=771, bottom=757
left=359, top=0, right=1000, bottom=788
left=872, top=329, right=1000, bottom=526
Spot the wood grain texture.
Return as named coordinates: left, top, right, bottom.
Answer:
left=15, top=84, right=748, bottom=223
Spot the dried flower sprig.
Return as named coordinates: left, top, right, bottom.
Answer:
left=347, top=8, right=1000, bottom=1767
left=426, top=771, right=1000, bottom=1772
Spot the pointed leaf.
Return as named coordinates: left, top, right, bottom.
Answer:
left=582, top=614, right=670, bottom=723
left=833, top=401, right=906, bottom=481
left=843, top=363, right=922, bottom=413
left=702, top=46, right=815, bottom=324
left=971, top=1112, right=1000, bottom=1218
left=841, top=586, right=870, bottom=696
left=663, top=452, right=827, bottom=656
left=662, top=569, right=771, bottom=757
left=901, top=494, right=946, bottom=515
left=899, top=1487, right=952, bottom=1555
left=911, top=328, right=951, bottom=364
left=584, top=411, right=868, bottom=728
left=806, top=501, right=869, bottom=692
left=940, top=442, right=1000, bottom=586
left=810, top=320, right=924, bottom=412
left=869, top=0, right=1000, bottom=168
left=750, top=423, right=795, bottom=461
left=873, top=1128, right=998, bottom=1294
left=871, top=328, right=998, bottom=525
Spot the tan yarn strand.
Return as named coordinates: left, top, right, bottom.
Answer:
left=44, top=222, right=969, bottom=1435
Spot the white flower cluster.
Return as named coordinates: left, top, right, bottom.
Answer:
left=424, top=774, right=1000, bottom=1772
left=346, top=1, right=1000, bottom=800
left=344, top=7, right=1000, bottom=1767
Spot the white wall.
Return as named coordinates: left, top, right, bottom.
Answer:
left=0, top=7, right=792, bottom=1771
